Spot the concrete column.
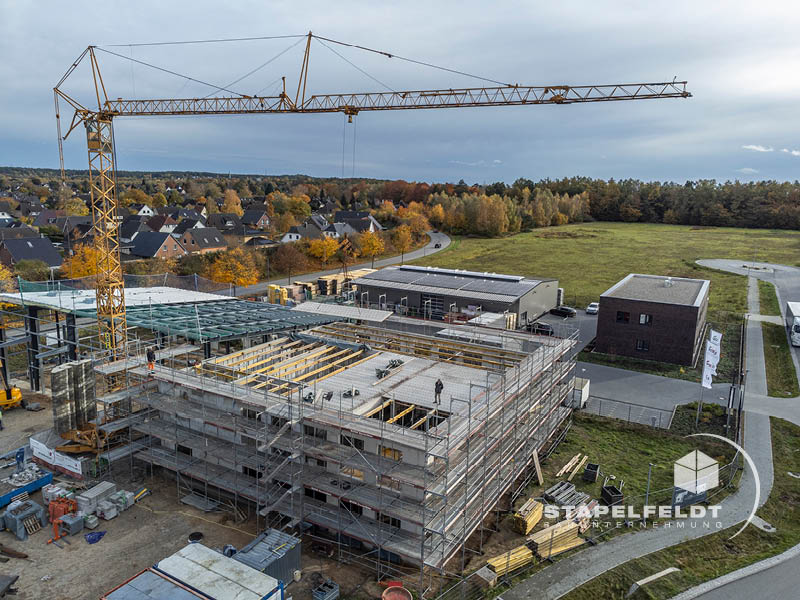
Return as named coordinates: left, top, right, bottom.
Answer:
left=203, top=341, right=212, bottom=360
left=65, top=313, right=78, bottom=361
left=0, top=325, right=8, bottom=390
left=25, top=306, right=40, bottom=392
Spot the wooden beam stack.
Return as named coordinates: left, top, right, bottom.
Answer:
left=512, top=498, right=543, bottom=535
left=486, top=545, right=534, bottom=576
left=528, top=520, right=583, bottom=559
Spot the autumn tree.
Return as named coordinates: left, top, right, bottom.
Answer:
left=203, top=196, right=219, bottom=214
left=272, top=243, right=308, bottom=279
left=62, top=244, right=102, bottom=278
left=359, top=230, right=385, bottom=268
left=391, top=225, right=413, bottom=263
left=15, top=259, right=50, bottom=282
left=152, top=192, right=167, bottom=208
left=308, top=236, right=339, bottom=265
left=222, top=189, right=244, bottom=216
left=0, top=263, right=14, bottom=292
left=207, top=248, right=258, bottom=287
left=63, top=197, right=89, bottom=216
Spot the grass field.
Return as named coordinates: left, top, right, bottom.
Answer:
left=561, top=417, right=800, bottom=600
left=762, top=322, right=800, bottom=397
left=412, top=223, right=800, bottom=314
left=757, top=280, right=781, bottom=316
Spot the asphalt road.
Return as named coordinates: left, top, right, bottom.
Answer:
left=235, top=230, right=451, bottom=297
left=692, top=552, right=800, bottom=600
left=698, top=259, right=800, bottom=378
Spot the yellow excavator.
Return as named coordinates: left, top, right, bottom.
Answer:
left=0, top=358, right=23, bottom=410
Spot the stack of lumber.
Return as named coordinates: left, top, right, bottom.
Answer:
left=528, top=520, right=583, bottom=558
left=486, top=545, right=534, bottom=576
left=566, top=499, right=598, bottom=533
left=556, top=453, right=582, bottom=477
left=317, top=274, right=345, bottom=296
left=512, top=498, right=543, bottom=535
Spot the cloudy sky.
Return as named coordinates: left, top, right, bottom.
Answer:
left=1, top=1, right=799, bottom=183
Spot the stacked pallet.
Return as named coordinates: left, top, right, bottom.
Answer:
left=486, top=544, right=534, bottom=576
left=528, top=520, right=583, bottom=558
left=566, top=499, right=598, bottom=533
left=512, top=498, right=543, bottom=535
left=318, top=274, right=345, bottom=296
left=543, top=481, right=590, bottom=507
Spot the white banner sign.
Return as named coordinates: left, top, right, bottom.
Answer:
left=709, top=330, right=723, bottom=347
left=705, top=341, right=721, bottom=367
left=29, top=438, right=55, bottom=462
left=53, top=451, right=83, bottom=475
left=701, top=367, right=714, bottom=389
left=701, top=331, right=723, bottom=389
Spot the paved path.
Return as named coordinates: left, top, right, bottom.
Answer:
left=503, top=412, right=773, bottom=600
left=234, top=231, right=451, bottom=296
left=698, top=259, right=800, bottom=388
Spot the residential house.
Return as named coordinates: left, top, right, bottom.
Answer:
left=0, top=225, right=39, bottom=241
left=206, top=213, right=244, bottom=234
left=128, top=203, right=157, bottom=217
left=180, top=227, right=227, bottom=255
left=18, top=197, right=43, bottom=218
left=146, top=214, right=179, bottom=234
left=311, top=197, right=337, bottom=216
left=33, top=209, right=66, bottom=229
left=0, top=211, right=15, bottom=227
left=309, top=213, right=329, bottom=230
left=128, top=231, right=187, bottom=259
left=172, top=218, right=204, bottom=237
left=334, top=210, right=384, bottom=233
left=159, top=206, right=206, bottom=223
left=119, top=216, right=153, bottom=244
left=244, top=237, right=278, bottom=248
left=323, top=222, right=358, bottom=239
left=241, top=209, right=271, bottom=230
left=0, top=237, right=63, bottom=269
left=280, top=220, right=324, bottom=243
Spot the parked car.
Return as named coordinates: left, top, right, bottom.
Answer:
left=434, top=243, right=441, bottom=248
left=550, top=305, right=577, bottom=318
left=528, top=321, right=554, bottom=336
left=585, top=302, right=599, bottom=314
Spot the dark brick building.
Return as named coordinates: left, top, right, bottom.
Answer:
left=595, top=274, right=710, bottom=366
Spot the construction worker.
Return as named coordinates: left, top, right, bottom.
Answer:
left=434, top=379, right=443, bottom=405
left=146, top=347, right=157, bottom=374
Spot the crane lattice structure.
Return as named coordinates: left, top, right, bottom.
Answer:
left=54, top=32, right=691, bottom=360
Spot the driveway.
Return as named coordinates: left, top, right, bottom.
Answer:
left=234, top=230, right=451, bottom=297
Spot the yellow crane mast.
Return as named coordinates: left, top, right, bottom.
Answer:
left=54, top=32, right=691, bottom=361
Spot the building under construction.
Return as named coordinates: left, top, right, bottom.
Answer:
left=119, top=319, right=577, bottom=588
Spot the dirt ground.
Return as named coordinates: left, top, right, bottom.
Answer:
left=0, top=389, right=385, bottom=600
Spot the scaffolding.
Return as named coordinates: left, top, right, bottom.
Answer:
left=125, top=321, right=578, bottom=595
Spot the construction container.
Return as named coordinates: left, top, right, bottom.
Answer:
left=84, top=514, right=99, bottom=529
left=582, top=463, right=599, bottom=483
left=234, top=528, right=301, bottom=584
left=2, top=500, right=47, bottom=541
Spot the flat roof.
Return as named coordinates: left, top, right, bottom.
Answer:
left=293, top=301, right=393, bottom=322
left=104, top=543, right=279, bottom=600
left=354, top=265, right=552, bottom=304
left=601, top=274, right=710, bottom=307
left=0, top=286, right=233, bottom=312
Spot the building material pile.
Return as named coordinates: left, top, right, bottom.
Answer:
left=512, top=498, right=543, bottom=535
left=487, top=544, right=534, bottom=576
left=544, top=481, right=590, bottom=507
left=528, top=520, right=583, bottom=558
left=567, top=500, right=598, bottom=533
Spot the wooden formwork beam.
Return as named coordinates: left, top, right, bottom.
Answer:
left=386, top=403, right=415, bottom=424
left=364, top=398, right=394, bottom=418
left=239, top=344, right=333, bottom=385
left=264, top=349, right=365, bottom=393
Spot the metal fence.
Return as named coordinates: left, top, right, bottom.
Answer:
left=583, top=395, right=674, bottom=429
left=17, top=273, right=233, bottom=295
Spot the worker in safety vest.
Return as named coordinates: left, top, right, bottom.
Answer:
left=146, top=347, right=157, bottom=374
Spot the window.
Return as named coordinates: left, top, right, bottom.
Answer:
left=242, top=466, right=262, bottom=479
left=639, top=313, right=653, bottom=326
left=616, top=311, right=630, bottom=323
left=376, top=513, right=402, bottom=529
left=177, top=444, right=192, bottom=456
left=340, top=435, right=364, bottom=451
left=636, top=339, right=650, bottom=352
left=305, top=456, right=327, bottom=468
left=304, top=425, right=327, bottom=440
left=379, top=446, right=403, bottom=461
left=341, top=466, right=364, bottom=480
left=378, top=475, right=401, bottom=491
left=305, top=488, right=327, bottom=503
left=340, top=499, right=363, bottom=516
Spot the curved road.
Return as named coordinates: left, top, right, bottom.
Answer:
left=691, top=553, right=800, bottom=600
left=234, top=231, right=451, bottom=297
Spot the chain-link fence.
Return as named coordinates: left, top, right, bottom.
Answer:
left=583, top=396, right=675, bottom=429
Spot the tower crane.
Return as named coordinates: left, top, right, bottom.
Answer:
left=53, top=32, right=691, bottom=361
